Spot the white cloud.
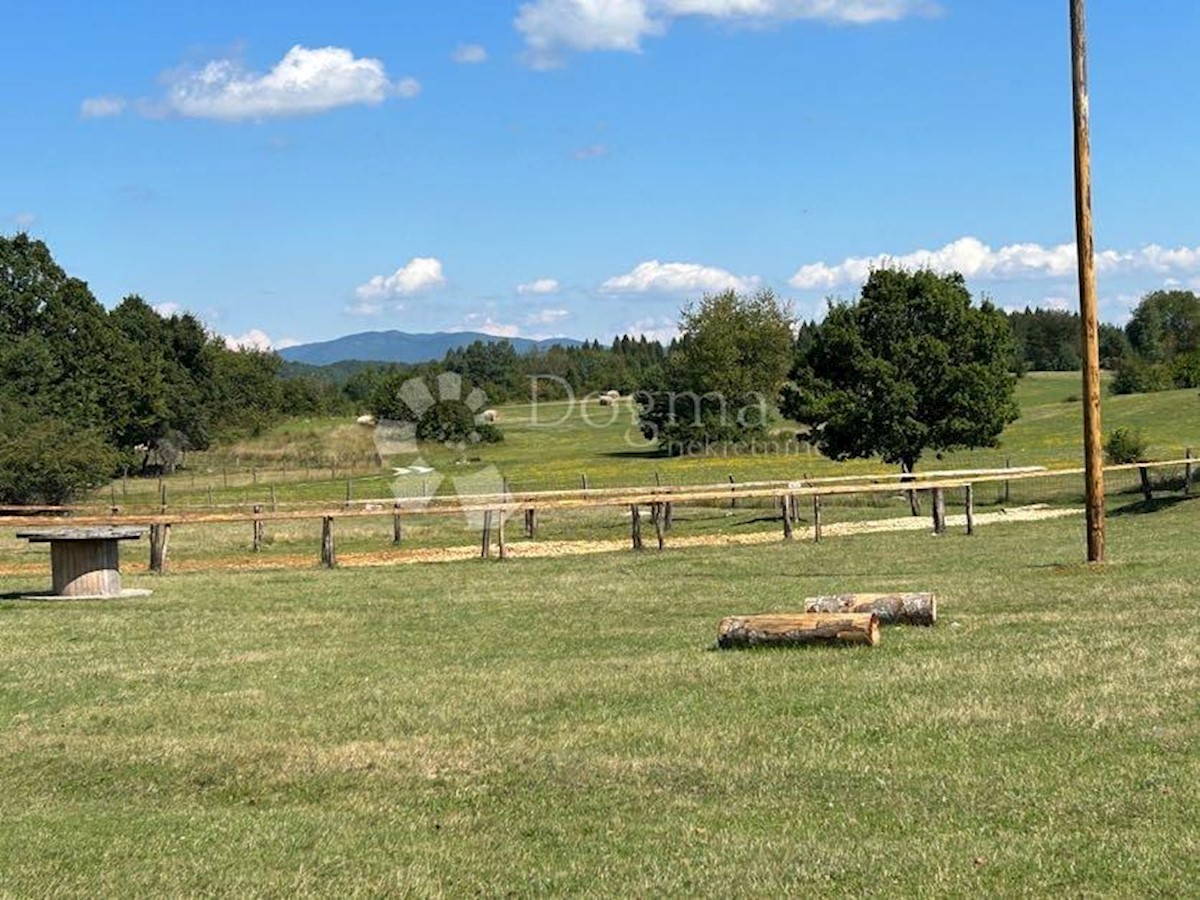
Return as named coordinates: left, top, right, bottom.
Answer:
left=356, top=257, right=446, bottom=300
left=515, top=0, right=935, bottom=66
left=572, top=143, right=611, bottom=160
left=526, top=308, right=570, bottom=325
left=159, top=45, right=418, bottom=121
left=152, top=302, right=182, bottom=317
left=81, top=95, right=127, bottom=118
left=623, top=315, right=680, bottom=344
left=346, top=299, right=385, bottom=316
left=12, top=212, right=37, bottom=229
left=518, top=278, right=562, bottom=295
left=461, top=313, right=522, bottom=338
left=600, top=259, right=761, bottom=295
left=224, top=329, right=276, bottom=351
left=452, top=43, right=489, bottom=64
left=517, top=0, right=663, bottom=68
left=788, top=236, right=1200, bottom=291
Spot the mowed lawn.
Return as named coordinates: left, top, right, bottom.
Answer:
left=2, top=495, right=1198, bottom=895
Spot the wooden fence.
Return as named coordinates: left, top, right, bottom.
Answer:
left=2, top=459, right=1194, bottom=573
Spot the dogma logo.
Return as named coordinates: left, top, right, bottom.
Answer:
left=370, top=371, right=509, bottom=528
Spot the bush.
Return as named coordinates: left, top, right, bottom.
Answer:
left=0, top=419, right=119, bottom=505
left=1111, top=358, right=1172, bottom=395
left=1104, top=426, right=1149, bottom=465
left=415, top=401, right=502, bottom=446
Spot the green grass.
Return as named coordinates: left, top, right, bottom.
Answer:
left=2, top=496, right=1198, bottom=895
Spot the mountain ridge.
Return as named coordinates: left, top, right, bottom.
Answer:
left=279, top=330, right=584, bottom=366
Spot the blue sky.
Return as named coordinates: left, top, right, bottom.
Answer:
left=5, top=1, right=1199, bottom=350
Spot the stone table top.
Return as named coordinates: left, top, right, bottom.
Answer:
left=16, top=527, right=147, bottom=542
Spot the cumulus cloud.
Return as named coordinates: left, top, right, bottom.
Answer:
left=356, top=257, right=446, bottom=301
left=600, top=259, right=760, bottom=295
left=623, top=315, right=680, bottom=344
left=224, top=329, right=276, bottom=351
left=12, top=212, right=37, bottom=229
left=516, top=0, right=935, bottom=66
left=152, top=302, right=182, bottom=317
left=518, top=278, right=562, bottom=295
left=157, top=45, right=418, bottom=121
left=461, top=313, right=522, bottom=338
left=788, top=236, right=1200, bottom=291
left=452, top=43, right=489, bottom=64
left=80, top=95, right=127, bottom=118
left=526, top=308, right=570, bottom=325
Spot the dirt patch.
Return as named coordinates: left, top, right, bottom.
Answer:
left=0, top=505, right=1081, bottom=578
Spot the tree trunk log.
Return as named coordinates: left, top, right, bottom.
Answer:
left=803, top=592, right=937, bottom=627
left=630, top=504, right=643, bottom=550
left=964, top=484, right=975, bottom=536
left=782, top=496, right=794, bottom=541
left=717, top=613, right=879, bottom=649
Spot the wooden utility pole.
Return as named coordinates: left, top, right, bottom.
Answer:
left=1070, top=0, right=1106, bottom=563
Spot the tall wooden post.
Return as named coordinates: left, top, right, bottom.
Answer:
left=812, top=495, right=823, bottom=543
left=393, top=504, right=403, bottom=544
left=1071, top=0, right=1106, bottom=563
left=1185, top=448, right=1193, bottom=495
left=149, top=523, right=170, bottom=574
left=252, top=504, right=264, bottom=552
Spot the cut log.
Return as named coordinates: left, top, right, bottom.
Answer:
left=803, top=592, right=937, bottom=627
left=717, top=612, right=879, bottom=649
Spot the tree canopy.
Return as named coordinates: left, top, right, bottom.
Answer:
left=782, top=269, right=1019, bottom=473
left=637, top=289, right=794, bottom=453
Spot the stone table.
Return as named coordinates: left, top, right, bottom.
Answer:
left=15, top=527, right=151, bottom=599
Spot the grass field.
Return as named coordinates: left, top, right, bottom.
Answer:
left=1, top=494, right=1198, bottom=895
left=2, top=375, right=1198, bottom=895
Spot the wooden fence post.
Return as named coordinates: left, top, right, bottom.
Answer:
left=252, top=504, right=264, bottom=552
left=965, top=484, right=975, bottom=536
left=207, top=485, right=214, bottom=508
left=497, top=511, right=507, bottom=560
left=932, top=488, right=947, bottom=535
left=1186, top=448, right=1194, bottom=496
left=480, top=511, right=493, bottom=559
left=650, top=502, right=665, bottom=550
left=782, top=496, right=794, bottom=541
left=1138, top=466, right=1153, bottom=503
left=149, top=523, right=170, bottom=574
left=270, top=484, right=277, bottom=512
left=630, top=505, right=643, bottom=550
left=729, top=474, right=737, bottom=508
left=1003, top=456, right=1012, bottom=504
left=393, top=504, right=403, bottom=544
left=345, top=479, right=352, bottom=508
left=159, top=481, right=167, bottom=514
left=581, top=473, right=589, bottom=491
left=320, top=517, right=336, bottom=568
left=813, top=495, right=823, bottom=543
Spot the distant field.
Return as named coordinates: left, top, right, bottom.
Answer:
left=1, top=491, right=1197, bottom=895
left=97, top=373, right=1198, bottom=509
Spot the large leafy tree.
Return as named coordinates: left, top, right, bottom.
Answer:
left=638, top=289, right=794, bottom=453
left=783, top=268, right=1018, bottom=482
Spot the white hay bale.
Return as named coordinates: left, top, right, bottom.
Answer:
left=481, top=409, right=499, bottom=423
left=356, top=414, right=377, bottom=427
left=598, top=395, right=613, bottom=406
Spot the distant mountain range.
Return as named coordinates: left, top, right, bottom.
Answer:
left=279, top=330, right=584, bottom=366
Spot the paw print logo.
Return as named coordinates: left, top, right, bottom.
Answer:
left=370, top=371, right=509, bottom=528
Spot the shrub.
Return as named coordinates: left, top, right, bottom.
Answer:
left=1104, top=426, right=1149, bottom=465
left=415, top=400, right=502, bottom=446
left=0, top=419, right=119, bottom=505
left=1111, top=358, right=1172, bottom=395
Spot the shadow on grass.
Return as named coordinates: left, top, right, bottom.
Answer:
left=1109, top=494, right=1196, bottom=517
left=598, top=449, right=668, bottom=460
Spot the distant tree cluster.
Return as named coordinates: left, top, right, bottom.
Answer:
left=0, top=234, right=339, bottom=503
left=1109, top=290, right=1200, bottom=394
left=1007, top=307, right=1126, bottom=373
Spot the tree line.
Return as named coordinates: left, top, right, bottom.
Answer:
left=0, top=235, right=321, bottom=503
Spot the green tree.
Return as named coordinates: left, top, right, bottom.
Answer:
left=0, top=417, right=119, bottom=505
left=637, top=289, right=793, bottom=453
left=783, top=269, right=1018, bottom=488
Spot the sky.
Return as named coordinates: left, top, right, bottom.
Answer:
left=4, top=1, right=1200, bottom=350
